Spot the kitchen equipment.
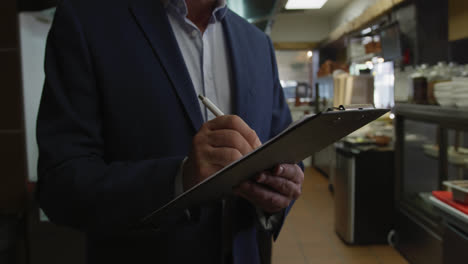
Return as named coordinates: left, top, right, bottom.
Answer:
left=334, top=143, right=394, bottom=244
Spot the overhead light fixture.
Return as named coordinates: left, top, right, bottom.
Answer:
left=307, top=51, right=313, bottom=58
left=285, top=0, right=328, bottom=10
left=361, top=27, right=372, bottom=35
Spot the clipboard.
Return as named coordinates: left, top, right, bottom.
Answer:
left=140, top=105, right=389, bottom=228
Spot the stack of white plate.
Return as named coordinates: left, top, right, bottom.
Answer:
left=453, top=78, right=468, bottom=108
left=434, top=82, right=456, bottom=107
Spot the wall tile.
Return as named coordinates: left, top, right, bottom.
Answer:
left=0, top=51, right=23, bottom=130
left=0, top=0, right=18, bottom=49
left=0, top=131, right=26, bottom=213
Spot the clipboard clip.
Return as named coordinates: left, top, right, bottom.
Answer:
left=327, top=104, right=375, bottom=112
left=326, top=105, right=346, bottom=112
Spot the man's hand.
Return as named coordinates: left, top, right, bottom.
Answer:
left=183, top=115, right=261, bottom=191
left=183, top=115, right=303, bottom=214
left=234, top=164, right=304, bottom=214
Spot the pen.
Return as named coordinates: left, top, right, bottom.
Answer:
left=198, top=94, right=224, bottom=117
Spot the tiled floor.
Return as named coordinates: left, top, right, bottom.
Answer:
left=272, top=167, right=409, bottom=264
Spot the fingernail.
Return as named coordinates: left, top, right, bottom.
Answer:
left=255, top=138, right=262, bottom=148
left=277, top=165, right=284, bottom=175
left=256, top=173, right=265, bottom=183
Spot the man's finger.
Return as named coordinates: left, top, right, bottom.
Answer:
left=205, top=115, right=260, bottom=149
left=255, top=172, right=301, bottom=200
left=273, top=164, right=303, bottom=184
left=206, top=146, right=243, bottom=167
left=207, top=129, right=253, bottom=155
left=234, top=181, right=291, bottom=213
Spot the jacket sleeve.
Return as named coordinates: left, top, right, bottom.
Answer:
left=265, top=35, right=304, bottom=240
left=36, top=0, right=183, bottom=234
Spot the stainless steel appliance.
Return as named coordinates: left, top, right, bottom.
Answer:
left=334, top=142, right=394, bottom=244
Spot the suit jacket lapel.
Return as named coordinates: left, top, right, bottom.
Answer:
left=129, top=0, right=204, bottom=132
left=222, top=11, right=255, bottom=123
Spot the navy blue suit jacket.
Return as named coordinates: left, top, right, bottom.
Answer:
left=37, top=0, right=294, bottom=263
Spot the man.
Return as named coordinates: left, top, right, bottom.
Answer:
left=37, top=0, right=304, bottom=263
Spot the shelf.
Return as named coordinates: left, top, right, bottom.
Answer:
left=395, top=103, right=468, bottom=130
left=430, top=196, right=468, bottom=225
left=422, top=145, right=468, bottom=169
left=349, top=53, right=381, bottom=64
left=323, top=0, right=405, bottom=45
left=403, top=193, right=441, bottom=222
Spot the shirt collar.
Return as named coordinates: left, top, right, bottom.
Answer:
left=163, top=0, right=228, bottom=23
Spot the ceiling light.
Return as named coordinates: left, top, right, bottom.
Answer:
left=285, top=0, right=328, bottom=10
left=361, top=27, right=372, bottom=35
left=307, top=51, right=313, bottom=58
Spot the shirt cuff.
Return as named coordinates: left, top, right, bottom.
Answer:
left=175, top=157, right=188, bottom=197
left=175, top=157, right=191, bottom=219
left=256, top=207, right=283, bottom=231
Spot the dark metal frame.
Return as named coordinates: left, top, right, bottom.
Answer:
left=394, top=103, right=468, bottom=264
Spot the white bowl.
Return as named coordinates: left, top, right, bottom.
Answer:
left=434, top=89, right=457, bottom=106
left=434, top=91, right=454, bottom=98
left=455, top=101, right=468, bottom=108
left=454, top=87, right=468, bottom=94
left=434, top=82, right=453, bottom=92
left=452, top=77, right=468, bottom=83
left=453, top=81, right=468, bottom=90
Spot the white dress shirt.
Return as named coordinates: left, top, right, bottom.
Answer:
left=164, top=0, right=230, bottom=197
left=165, top=0, right=232, bottom=121
left=164, top=0, right=280, bottom=231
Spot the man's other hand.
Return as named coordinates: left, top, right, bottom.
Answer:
left=234, top=164, right=304, bottom=214
left=183, top=115, right=261, bottom=191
